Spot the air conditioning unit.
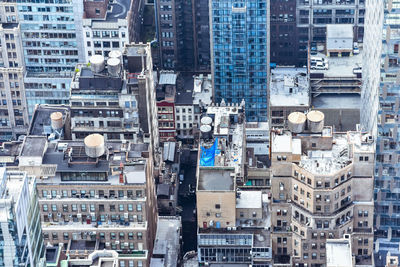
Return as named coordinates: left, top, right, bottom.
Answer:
left=124, top=213, right=129, bottom=218
left=90, top=213, right=95, bottom=217
left=47, top=195, right=52, bottom=199
left=227, top=227, right=232, bottom=231
left=95, top=195, right=99, bottom=199
left=77, top=213, right=82, bottom=218
left=232, top=227, right=237, bottom=231
left=57, top=213, right=62, bottom=217
left=56, top=195, right=61, bottom=199
left=115, top=240, right=120, bottom=244
left=124, top=242, right=129, bottom=246
left=105, top=242, right=110, bottom=246
left=48, top=213, right=53, bottom=217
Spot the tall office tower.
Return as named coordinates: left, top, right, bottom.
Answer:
left=0, top=168, right=45, bottom=266
left=271, top=111, right=375, bottom=266
left=193, top=0, right=211, bottom=71
left=0, top=2, right=30, bottom=140
left=210, top=0, right=270, bottom=122
left=81, top=0, right=144, bottom=61
left=294, top=0, right=365, bottom=66
left=155, top=0, right=210, bottom=71
left=270, top=0, right=300, bottom=66
left=18, top=135, right=158, bottom=266
left=17, top=0, right=85, bottom=115
left=361, top=1, right=400, bottom=264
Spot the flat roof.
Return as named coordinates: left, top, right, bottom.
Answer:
left=106, top=0, right=131, bottom=21
left=312, top=94, right=360, bottom=109
left=159, top=72, right=177, bottom=85
left=270, top=68, right=309, bottom=107
left=271, top=135, right=292, bottom=153
left=326, top=239, right=353, bottom=267
left=20, top=136, right=47, bottom=157
left=310, top=51, right=362, bottom=77
left=29, top=104, right=70, bottom=136
left=327, top=24, right=353, bottom=39
left=236, top=191, right=262, bottom=209
left=151, top=217, right=181, bottom=267
left=198, top=168, right=234, bottom=191
left=125, top=165, right=146, bottom=184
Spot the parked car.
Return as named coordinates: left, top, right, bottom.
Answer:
left=310, top=42, right=318, bottom=55
left=311, top=61, right=328, bottom=70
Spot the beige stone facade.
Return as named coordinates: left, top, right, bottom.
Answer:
left=270, top=127, right=374, bottom=267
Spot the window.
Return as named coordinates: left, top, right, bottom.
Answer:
left=119, top=204, right=124, bottom=211
left=137, top=204, right=142, bottom=211
left=137, top=232, right=143, bottom=240
left=128, top=204, right=133, bottom=211
left=215, top=204, right=220, bottom=209
left=43, top=204, right=48, bottom=212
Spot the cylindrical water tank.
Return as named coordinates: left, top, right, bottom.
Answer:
left=307, top=110, right=325, bottom=133
left=200, top=124, right=212, bottom=139
left=89, top=55, right=105, bottom=73
left=288, top=112, right=306, bottom=133
left=84, top=134, right=105, bottom=158
left=107, top=58, right=121, bottom=76
left=50, top=112, right=63, bottom=130
left=109, top=50, right=122, bottom=61
left=201, top=116, right=212, bottom=125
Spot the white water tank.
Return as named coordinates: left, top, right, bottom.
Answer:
left=89, top=55, right=105, bottom=73
left=307, top=110, right=325, bottom=133
left=109, top=50, right=122, bottom=61
left=50, top=112, right=63, bottom=130
left=84, top=134, right=105, bottom=158
left=107, top=58, right=121, bottom=76
left=201, top=116, right=212, bottom=125
left=288, top=112, right=306, bottom=133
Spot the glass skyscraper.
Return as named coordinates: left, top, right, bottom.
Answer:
left=16, top=0, right=85, bottom=115
left=210, top=0, right=269, bottom=122
left=362, top=0, right=400, bottom=264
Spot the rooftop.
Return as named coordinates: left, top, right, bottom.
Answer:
left=29, top=104, right=70, bottom=136
left=198, top=168, right=234, bottom=191
left=310, top=51, right=362, bottom=77
left=269, top=68, right=309, bottom=107
left=176, top=91, right=193, bottom=105
left=20, top=136, right=47, bottom=157
left=236, top=191, right=262, bottom=209
left=159, top=71, right=177, bottom=85
left=312, top=94, right=360, bottom=109
left=326, top=238, right=353, bottom=267
left=193, top=74, right=212, bottom=106
left=327, top=24, right=353, bottom=39
left=150, top=216, right=181, bottom=267
left=105, top=0, right=131, bottom=21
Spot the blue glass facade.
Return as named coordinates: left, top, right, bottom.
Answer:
left=374, top=1, right=400, bottom=243
left=211, top=0, right=269, bottom=122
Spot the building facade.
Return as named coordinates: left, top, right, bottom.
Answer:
left=361, top=0, right=400, bottom=263
left=16, top=0, right=85, bottom=115
left=210, top=0, right=270, bottom=122
left=270, top=111, right=374, bottom=266
left=0, top=2, right=30, bottom=140
left=18, top=135, right=158, bottom=267
left=0, top=168, right=45, bottom=266
left=82, top=0, right=144, bottom=61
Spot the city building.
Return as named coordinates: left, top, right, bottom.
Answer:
left=154, top=0, right=210, bottom=71
left=270, top=0, right=299, bottom=66
left=150, top=216, right=182, bottom=266
left=70, top=53, right=140, bottom=141
left=310, top=48, right=363, bottom=131
left=156, top=71, right=177, bottom=142
left=175, top=90, right=194, bottom=140
left=196, top=102, right=272, bottom=266
left=297, top=0, right=365, bottom=42
left=361, top=1, right=400, bottom=262
left=69, top=43, right=159, bottom=146
left=17, top=134, right=158, bottom=266
left=0, top=168, right=45, bottom=266
left=268, top=67, right=310, bottom=129
left=0, top=2, right=30, bottom=140
left=210, top=0, right=270, bottom=122
left=270, top=110, right=374, bottom=266
left=17, top=0, right=86, bottom=115
left=82, top=0, right=144, bottom=61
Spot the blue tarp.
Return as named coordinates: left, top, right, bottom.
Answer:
left=200, top=138, right=218, bottom=166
